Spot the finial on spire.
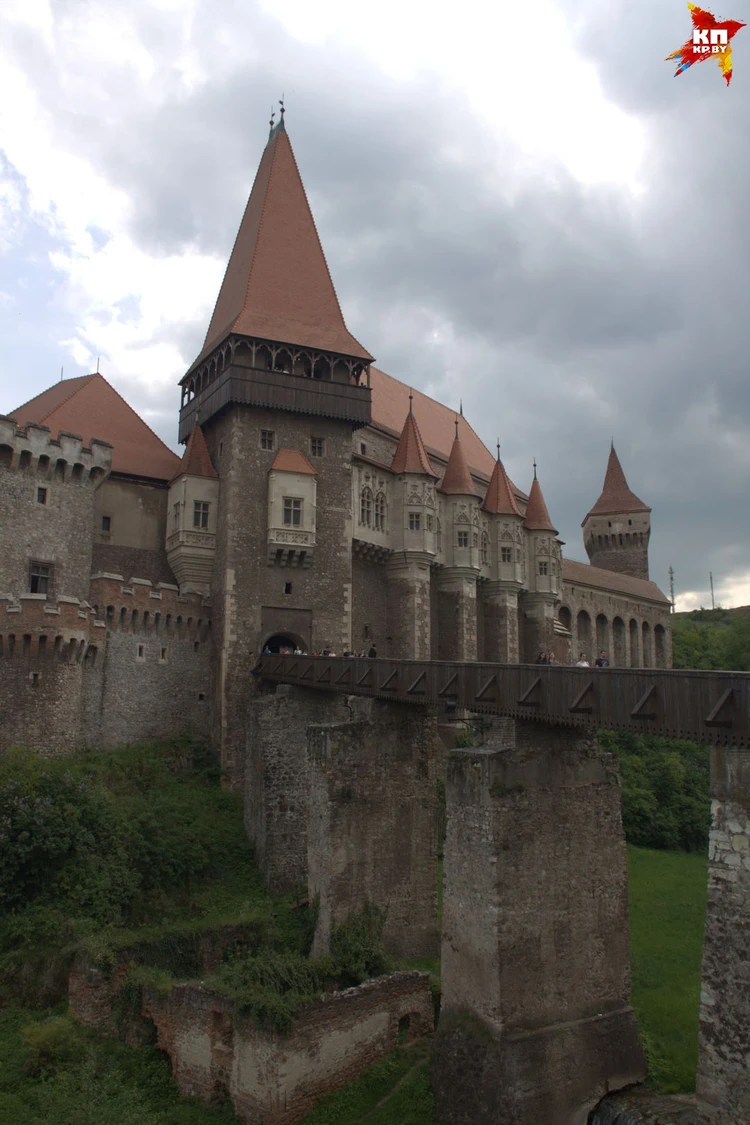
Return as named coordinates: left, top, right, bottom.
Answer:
left=268, top=106, right=275, bottom=136
left=408, top=389, right=414, bottom=414
left=454, top=417, right=459, bottom=440
left=496, top=440, right=501, bottom=462
left=459, top=399, right=463, bottom=416
left=279, top=94, right=285, bottom=118
left=533, top=458, right=537, bottom=480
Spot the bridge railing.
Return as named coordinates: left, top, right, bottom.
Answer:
left=254, top=656, right=750, bottom=746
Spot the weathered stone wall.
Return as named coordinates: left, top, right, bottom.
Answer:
left=351, top=554, right=388, bottom=654
left=558, top=582, right=671, bottom=669
left=385, top=554, right=432, bottom=658
left=433, top=720, right=645, bottom=1125
left=142, top=971, right=433, bottom=1125
left=436, top=573, right=477, bottom=661
left=244, top=685, right=344, bottom=894
left=92, top=543, right=176, bottom=585
left=696, top=747, right=750, bottom=1125
left=307, top=700, right=440, bottom=960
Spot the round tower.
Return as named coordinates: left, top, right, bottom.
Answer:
left=582, top=444, right=651, bottom=580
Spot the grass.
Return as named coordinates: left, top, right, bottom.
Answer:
left=627, top=844, right=708, bottom=1093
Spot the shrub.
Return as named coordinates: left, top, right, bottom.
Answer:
left=21, top=1014, right=86, bottom=1075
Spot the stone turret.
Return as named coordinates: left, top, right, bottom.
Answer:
left=582, top=444, right=651, bottom=580
left=166, top=425, right=219, bottom=594
left=482, top=449, right=524, bottom=662
left=436, top=421, right=480, bottom=660
left=521, top=464, right=561, bottom=659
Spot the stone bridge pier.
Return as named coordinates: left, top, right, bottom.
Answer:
left=432, top=719, right=645, bottom=1125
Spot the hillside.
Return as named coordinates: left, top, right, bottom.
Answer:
left=672, top=605, right=750, bottom=670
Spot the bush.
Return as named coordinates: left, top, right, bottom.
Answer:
left=21, top=1014, right=86, bottom=1075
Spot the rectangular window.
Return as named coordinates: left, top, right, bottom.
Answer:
left=539, top=560, right=549, bottom=576
left=101, top=515, right=111, bottom=533
left=136, top=644, right=145, bottom=661
left=408, top=511, right=421, bottom=531
left=193, top=501, right=210, bottom=529
left=261, top=430, right=275, bottom=451
left=173, top=502, right=180, bottom=530
left=36, top=487, right=47, bottom=505
left=29, top=562, right=52, bottom=595
left=284, top=582, right=293, bottom=594
left=283, top=498, right=302, bottom=526
left=160, top=646, right=168, bottom=663
left=360, top=443, right=367, bottom=455
left=311, top=437, right=324, bottom=457
left=426, top=513, right=433, bottom=532
left=501, top=546, right=512, bottom=564
left=457, top=531, right=469, bottom=548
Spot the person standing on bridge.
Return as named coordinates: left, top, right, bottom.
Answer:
left=594, top=650, right=610, bottom=668
left=576, top=653, right=589, bottom=667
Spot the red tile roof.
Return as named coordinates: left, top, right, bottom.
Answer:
left=11, top=374, right=180, bottom=481
left=440, top=428, right=477, bottom=495
left=585, top=445, right=650, bottom=520
left=192, top=125, right=372, bottom=370
left=172, top=424, right=217, bottom=483
left=269, top=448, right=317, bottom=475
left=523, top=475, right=557, bottom=532
left=563, top=558, right=670, bottom=605
left=390, top=407, right=437, bottom=476
left=483, top=456, right=522, bottom=516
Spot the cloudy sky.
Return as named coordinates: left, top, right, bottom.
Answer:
left=0, top=0, right=747, bottom=610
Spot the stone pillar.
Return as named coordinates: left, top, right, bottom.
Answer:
left=432, top=720, right=645, bottom=1125
left=437, top=570, right=477, bottom=661
left=244, top=685, right=344, bottom=894
left=482, top=581, right=521, bottom=662
left=521, top=592, right=557, bottom=661
left=696, top=747, right=750, bottom=1125
left=307, top=700, right=440, bottom=961
left=385, top=552, right=432, bottom=659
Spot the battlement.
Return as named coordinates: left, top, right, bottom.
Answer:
left=0, top=415, right=112, bottom=483
left=0, top=594, right=101, bottom=663
left=89, top=573, right=211, bottom=640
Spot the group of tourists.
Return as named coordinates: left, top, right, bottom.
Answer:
left=536, top=649, right=611, bottom=667
left=261, top=644, right=378, bottom=658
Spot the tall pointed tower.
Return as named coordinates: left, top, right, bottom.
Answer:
left=520, top=465, right=562, bottom=660
left=181, top=113, right=374, bottom=778
left=437, top=422, right=481, bottom=660
left=481, top=448, right=524, bottom=662
left=582, top=445, right=651, bottom=580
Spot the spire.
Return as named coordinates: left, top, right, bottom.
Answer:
left=523, top=470, right=557, bottom=533
left=391, top=405, right=437, bottom=477
left=586, top=445, right=650, bottom=518
left=171, top=424, right=217, bottom=483
left=440, top=425, right=476, bottom=496
left=483, top=450, right=522, bottom=516
left=190, top=122, right=373, bottom=372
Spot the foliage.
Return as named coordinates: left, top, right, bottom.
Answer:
left=628, top=845, right=708, bottom=1093
left=598, top=731, right=710, bottom=852
left=672, top=607, right=750, bottom=670
left=298, top=1040, right=434, bottom=1124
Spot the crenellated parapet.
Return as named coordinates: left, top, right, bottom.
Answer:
left=0, top=415, right=112, bottom=483
left=0, top=594, right=102, bottom=664
left=88, top=573, right=211, bottom=640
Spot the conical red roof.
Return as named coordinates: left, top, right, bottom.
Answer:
left=585, top=445, right=650, bottom=519
left=483, top=455, right=522, bottom=516
left=391, top=407, right=437, bottom=476
left=171, top=424, right=217, bottom=483
left=440, top=428, right=476, bottom=496
left=190, top=123, right=372, bottom=371
left=523, top=475, right=557, bottom=532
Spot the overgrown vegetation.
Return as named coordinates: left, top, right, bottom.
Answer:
left=672, top=605, right=750, bottom=670
left=598, top=731, right=710, bottom=852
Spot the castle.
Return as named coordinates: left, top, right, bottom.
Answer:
left=0, top=114, right=671, bottom=771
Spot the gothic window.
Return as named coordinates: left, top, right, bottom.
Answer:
left=311, top=437, right=325, bottom=457
left=29, top=562, right=53, bottom=595
left=193, top=501, right=210, bottom=529
left=538, top=560, right=549, bottom=576
left=481, top=532, right=488, bottom=565
left=501, top=546, right=512, bottom=564
left=409, top=511, right=421, bottom=531
left=283, top=498, right=303, bottom=526
left=472, top=532, right=478, bottom=548
left=426, top=513, right=434, bottom=532
left=260, top=430, right=275, bottom=451
left=457, top=531, right=469, bottom=548
left=374, top=491, right=386, bottom=531
left=360, top=487, right=373, bottom=527
left=173, top=502, right=180, bottom=531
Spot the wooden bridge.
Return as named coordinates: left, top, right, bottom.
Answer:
left=255, top=655, right=750, bottom=747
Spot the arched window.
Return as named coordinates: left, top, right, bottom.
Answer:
left=480, top=531, right=488, bottom=566
left=577, top=610, right=592, bottom=657
left=629, top=619, right=639, bottom=666
left=558, top=606, right=572, bottom=632
left=360, top=486, right=373, bottom=527
left=374, top=491, right=386, bottom=531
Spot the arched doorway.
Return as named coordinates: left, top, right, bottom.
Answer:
left=261, top=633, right=307, bottom=655
left=558, top=606, right=572, bottom=632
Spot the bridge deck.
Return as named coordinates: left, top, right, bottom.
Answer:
left=254, top=656, right=750, bottom=746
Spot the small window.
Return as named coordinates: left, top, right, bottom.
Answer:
left=283, top=498, right=302, bottom=527
left=193, top=501, right=210, bottom=529
left=360, top=487, right=373, bottom=527
left=193, top=640, right=200, bottom=652
left=284, top=582, right=293, bottom=595
left=628, top=519, right=632, bottom=526
left=173, top=502, right=180, bottom=530
left=501, top=546, right=512, bottom=564
left=481, top=532, right=488, bottom=565
left=198, top=692, right=206, bottom=701
left=36, top=487, right=47, bottom=505
left=136, top=644, right=145, bottom=661
left=360, top=443, right=367, bottom=455
left=101, top=515, right=111, bottom=533
left=472, top=532, right=478, bottom=548
left=457, top=531, right=469, bottom=548
left=219, top=441, right=224, bottom=457
left=29, top=562, right=52, bottom=595
left=261, top=430, right=275, bottom=451
left=374, top=492, right=386, bottom=531
left=539, top=560, right=549, bottom=576
left=426, top=513, right=433, bottom=532
left=311, top=437, right=325, bottom=457
left=608, top=521, right=612, bottom=528
left=29, top=671, right=41, bottom=687
left=159, top=646, right=168, bottom=663
left=408, top=511, right=421, bottom=531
